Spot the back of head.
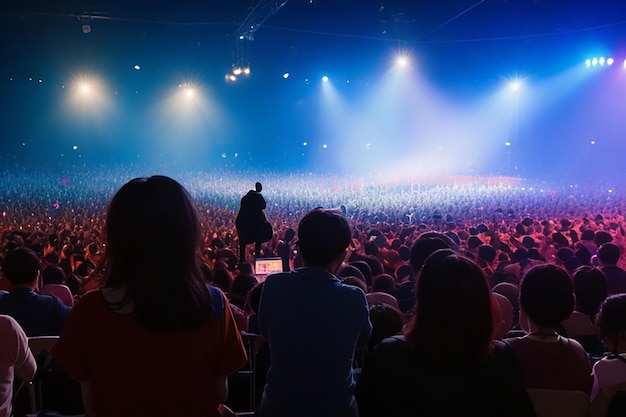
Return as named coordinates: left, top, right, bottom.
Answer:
left=350, top=260, right=374, bottom=285
left=255, top=182, right=262, bottom=192
left=103, top=176, right=210, bottom=331
left=478, top=244, right=497, bottom=264
left=338, top=264, right=365, bottom=283
left=230, top=273, right=259, bottom=309
left=406, top=249, right=493, bottom=365
left=3, top=248, right=40, bottom=285
left=211, top=267, right=233, bottom=293
left=368, top=303, right=404, bottom=350
left=572, top=266, right=608, bottom=316
left=594, top=231, right=613, bottom=247
left=409, top=233, right=455, bottom=273
left=598, top=243, right=621, bottom=266
left=42, top=265, right=66, bottom=286
left=297, top=208, right=350, bottom=268
left=371, top=273, right=395, bottom=293
left=596, top=294, right=626, bottom=352
left=520, top=263, right=574, bottom=327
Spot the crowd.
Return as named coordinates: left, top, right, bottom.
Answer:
left=0, top=163, right=625, bottom=417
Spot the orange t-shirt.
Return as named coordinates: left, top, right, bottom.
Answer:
left=51, top=288, right=247, bottom=417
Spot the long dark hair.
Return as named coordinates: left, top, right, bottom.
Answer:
left=102, top=176, right=212, bottom=331
left=405, top=249, right=494, bottom=366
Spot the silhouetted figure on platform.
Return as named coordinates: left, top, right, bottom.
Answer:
left=236, top=182, right=272, bottom=264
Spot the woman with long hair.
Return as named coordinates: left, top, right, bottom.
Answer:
left=355, top=249, right=535, bottom=417
left=52, top=176, right=247, bottom=417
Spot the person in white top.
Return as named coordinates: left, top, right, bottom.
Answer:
left=590, top=294, right=626, bottom=401
left=0, top=314, right=37, bottom=417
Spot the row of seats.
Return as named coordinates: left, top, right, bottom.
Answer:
left=13, top=333, right=626, bottom=417
left=529, top=386, right=626, bottom=417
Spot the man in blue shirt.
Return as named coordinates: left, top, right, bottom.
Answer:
left=0, top=247, right=71, bottom=336
left=257, top=208, right=371, bottom=417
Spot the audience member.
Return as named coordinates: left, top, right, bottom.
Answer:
left=0, top=315, right=37, bottom=417
left=0, top=248, right=71, bottom=336
left=590, top=294, right=626, bottom=401
left=505, top=263, right=593, bottom=394
left=597, top=243, right=626, bottom=295
left=257, top=208, right=371, bottom=417
left=562, top=266, right=608, bottom=356
left=51, top=175, right=247, bottom=417
left=355, top=249, right=535, bottom=417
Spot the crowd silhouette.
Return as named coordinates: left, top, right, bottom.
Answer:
left=1, top=164, right=626, bottom=416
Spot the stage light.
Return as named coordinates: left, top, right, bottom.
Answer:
left=225, top=74, right=237, bottom=82
left=303, top=141, right=308, bottom=146
left=322, top=76, right=329, bottom=82
left=134, top=65, right=141, bottom=70
left=185, top=88, right=195, bottom=98
left=243, top=67, right=251, bottom=75
left=509, top=79, right=521, bottom=91
left=607, top=58, right=614, bottom=65
left=233, top=67, right=243, bottom=75
left=283, top=72, right=290, bottom=79
left=80, top=83, right=91, bottom=94
left=505, top=141, right=511, bottom=147
left=591, top=140, right=596, bottom=145
left=585, top=59, right=591, bottom=67
left=599, top=57, right=606, bottom=66
left=623, top=59, right=626, bottom=68
left=322, top=144, right=328, bottom=149
left=72, top=145, right=78, bottom=150
left=592, top=58, right=598, bottom=66
left=395, top=55, right=408, bottom=67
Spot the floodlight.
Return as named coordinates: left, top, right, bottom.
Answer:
left=395, top=55, right=408, bottom=67
left=509, top=80, right=521, bottom=91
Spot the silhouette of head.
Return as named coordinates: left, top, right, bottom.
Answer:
left=255, top=182, right=262, bottom=192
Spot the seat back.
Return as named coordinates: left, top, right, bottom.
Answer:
left=41, top=284, right=74, bottom=307
left=589, top=382, right=626, bottom=417
left=528, top=388, right=590, bottom=417
left=29, top=336, right=59, bottom=357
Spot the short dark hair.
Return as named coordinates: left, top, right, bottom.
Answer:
left=42, top=265, right=66, bottom=286
left=520, top=263, right=574, bottom=327
left=596, top=294, right=626, bottom=350
left=3, top=248, right=40, bottom=285
left=409, top=233, right=455, bottom=272
left=598, top=243, right=620, bottom=265
left=571, top=266, right=607, bottom=316
left=297, top=208, right=350, bottom=267
left=372, top=273, right=395, bottom=293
